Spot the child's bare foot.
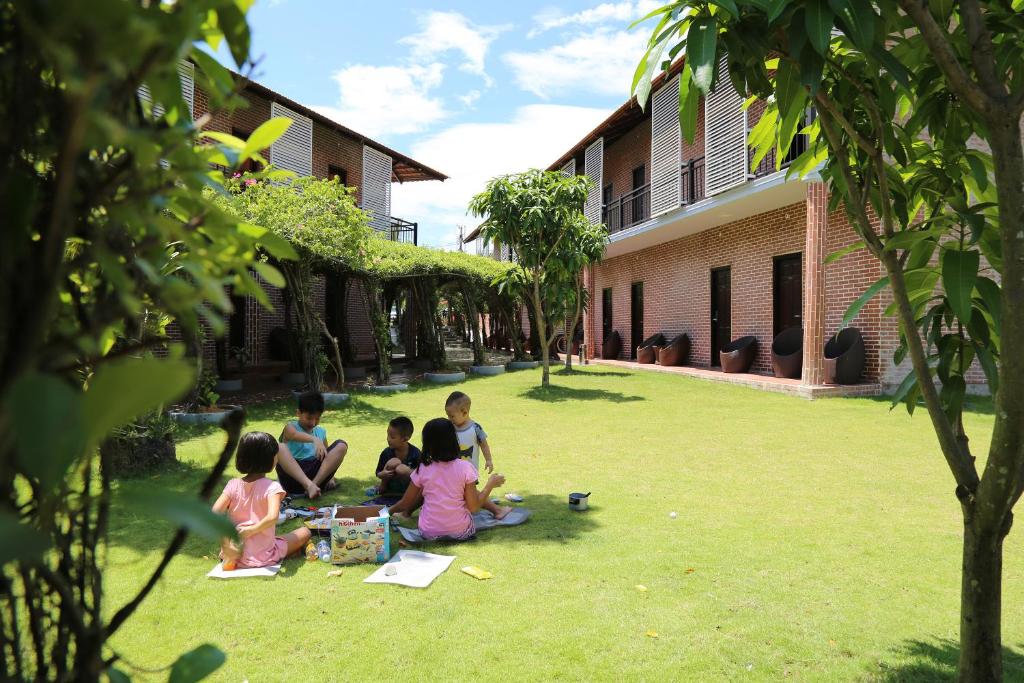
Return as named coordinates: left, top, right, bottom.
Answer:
left=305, top=481, right=322, bottom=499
left=323, top=478, right=338, bottom=491
left=494, top=506, right=513, bottom=520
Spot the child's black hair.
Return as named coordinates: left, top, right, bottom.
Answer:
left=419, top=417, right=460, bottom=467
left=236, top=431, right=278, bottom=475
left=389, top=416, right=414, bottom=440
left=445, top=391, right=470, bottom=409
left=297, top=390, right=325, bottom=415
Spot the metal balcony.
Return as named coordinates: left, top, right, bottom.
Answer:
left=388, top=216, right=418, bottom=245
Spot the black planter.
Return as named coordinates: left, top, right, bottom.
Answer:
left=771, top=327, right=803, bottom=379
left=720, top=336, right=758, bottom=373
left=824, top=328, right=865, bottom=384
left=602, top=330, right=623, bottom=360
left=635, top=333, right=665, bottom=364
left=658, top=334, right=691, bottom=367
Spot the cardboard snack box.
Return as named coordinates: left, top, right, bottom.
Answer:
left=329, top=505, right=391, bottom=565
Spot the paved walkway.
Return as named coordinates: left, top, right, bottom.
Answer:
left=589, top=358, right=882, bottom=399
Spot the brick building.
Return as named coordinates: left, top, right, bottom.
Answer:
left=540, top=64, right=905, bottom=391
left=167, top=62, right=446, bottom=371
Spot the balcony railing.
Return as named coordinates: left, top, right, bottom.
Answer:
left=602, top=136, right=811, bottom=235
left=602, top=183, right=650, bottom=234
left=388, top=216, right=418, bottom=245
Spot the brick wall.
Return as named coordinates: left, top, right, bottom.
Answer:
left=603, top=113, right=651, bottom=199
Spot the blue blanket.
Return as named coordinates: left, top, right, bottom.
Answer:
left=396, top=508, right=531, bottom=544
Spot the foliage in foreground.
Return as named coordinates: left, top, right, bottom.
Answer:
left=633, top=1, right=1023, bottom=679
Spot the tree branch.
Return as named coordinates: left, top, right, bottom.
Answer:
left=959, top=0, right=1009, bottom=102
left=105, top=409, right=244, bottom=637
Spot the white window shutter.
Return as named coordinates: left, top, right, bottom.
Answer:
left=704, top=54, right=747, bottom=196
left=177, top=60, right=194, bottom=120
left=560, top=159, right=576, bottom=177
left=362, top=145, right=393, bottom=232
left=583, top=137, right=603, bottom=224
left=269, top=102, right=313, bottom=178
left=650, top=74, right=681, bottom=216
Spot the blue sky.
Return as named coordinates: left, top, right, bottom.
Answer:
left=208, top=1, right=661, bottom=248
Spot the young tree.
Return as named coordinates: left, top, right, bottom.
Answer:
left=469, top=170, right=593, bottom=387
left=560, top=225, right=608, bottom=370
left=633, top=2, right=1023, bottom=679
left=0, top=1, right=296, bottom=679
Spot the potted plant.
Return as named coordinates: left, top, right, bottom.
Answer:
left=293, top=350, right=350, bottom=405
left=424, top=363, right=467, bottom=384
left=99, top=411, right=178, bottom=477
left=215, top=345, right=249, bottom=392
left=169, top=369, right=241, bottom=425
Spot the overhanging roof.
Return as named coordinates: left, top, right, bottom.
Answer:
left=546, top=60, right=685, bottom=173
left=233, top=75, right=447, bottom=183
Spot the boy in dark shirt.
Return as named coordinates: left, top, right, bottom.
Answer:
left=373, top=416, right=421, bottom=497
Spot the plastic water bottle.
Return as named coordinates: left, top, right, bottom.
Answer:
left=317, top=538, right=331, bottom=563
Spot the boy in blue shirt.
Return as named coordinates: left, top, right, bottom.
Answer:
left=275, top=391, right=348, bottom=498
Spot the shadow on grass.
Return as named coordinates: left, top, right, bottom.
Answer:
left=402, top=492, right=600, bottom=549
left=875, top=638, right=1024, bottom=681
left=553, top=367, right=633, bottom=377
left=519, top=385, right=645, bottom=403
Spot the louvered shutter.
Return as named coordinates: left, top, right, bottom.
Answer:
left=704, top=55, right=748, bottom=196
left=650, top=74, right=681, bottom=215
left=362, top=145, right=393, bottom=232
left=583, top=138, right=603, bottom=224
left=269, top=102, right=313, bottom=178
left=560, top=159, right=576, bottom=177
left=178, top=60, right=194, bottom=120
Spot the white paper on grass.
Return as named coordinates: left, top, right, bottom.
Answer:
left=207, top=562, right=281, bottom=579
left=362, top=550, right=455, bottom=588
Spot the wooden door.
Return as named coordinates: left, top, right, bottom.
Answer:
left=630, top=281, right=644, bottom=359
left=602, top=288, right=613, bottom=342
left=710, top=267, right=731, bottom=366
left=773, top=253, right=802, bottom=335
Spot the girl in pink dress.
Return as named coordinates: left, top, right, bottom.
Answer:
left=390, top=418, right=505, bottom=541
left=213, top=432, right=311, bottom=569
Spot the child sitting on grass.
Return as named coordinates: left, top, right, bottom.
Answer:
left=445, top=391, right=512, bottom=519
left=389, top=418, right=505, bottom=541
left=213, top=432, right=311, bottom=569
left=373, top=416, right=422, bottom=497
left=276, top=390, right=348, bottom=499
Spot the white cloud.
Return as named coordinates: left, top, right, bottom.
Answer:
left=312, top=63, right=447, bottom=139
left=504, top=27, right=649, bottom=99
left=458, top=90, right=482, bottom=108
left=400, top=11, right=508, bottom=86
left=528, top=1, right=661, bottom=37
left=389, top=104, right=611, bottom=248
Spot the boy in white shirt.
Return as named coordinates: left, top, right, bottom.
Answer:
left=445, top=391, right=512, bottom=519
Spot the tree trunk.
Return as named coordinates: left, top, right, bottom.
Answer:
left=461, top=282, right=485, bottom=366
left=565, top=275, right=584, bottom=370
left=317, top=313, right=345, bottom=388
left=531, top=277, right=550, bottom=387
left=958, top=515, right=1006, bottom=681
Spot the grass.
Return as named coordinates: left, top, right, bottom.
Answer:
left=105, top=365, right=1024, bottom=681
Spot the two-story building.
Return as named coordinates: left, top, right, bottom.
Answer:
left=160, top=61, right=446, bottom=373
left=546, top=62, right=899, bottom=394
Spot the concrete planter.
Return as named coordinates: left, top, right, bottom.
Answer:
left=368, top=383, right=408, bottom=393
left=214, top=378, right=243, bottom=392
left=293, top=390, right=349, bottom=406
left=507, top=360, right=540, bottom=370
left=470, top=365, right=506, bottom=376
left=169, top=405, right=241, bottom=426
left=343, top=366, right=367, bottom=380
left=424, top=371, right=466, bottom=384
left=280, top=372, right=305, bottom=386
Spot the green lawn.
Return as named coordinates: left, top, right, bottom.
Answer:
left=105, top=366, right=1024, bottom=681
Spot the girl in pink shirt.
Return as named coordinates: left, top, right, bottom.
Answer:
left=213, top=432, right=312, bottom=569
left=391, top=418, right=505, bottom=541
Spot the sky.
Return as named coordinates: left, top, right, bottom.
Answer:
left=206, top=0, right=662, bottom=249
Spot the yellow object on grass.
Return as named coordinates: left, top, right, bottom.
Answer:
left=461, top=565, right=493, bottom=580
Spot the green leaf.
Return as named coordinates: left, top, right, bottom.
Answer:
left=678, top=66, right=700, bottom=143
left=0, top=512, right=50, bottom=567
left=168, top=644, right=227, bottom=683
left=687, top=15, right=719, bottom=93
left=889, top=368, right=919, bottom=411
left=106, top=667, right=131, bottom=683
left=120, top=489, right=237, bottom=541
left=973, top=343, right=999, bottom=396
left=804, top=0, right=835, bottom=55
left=974, top=276, right=1001, bottom=336
left=83, top=357, right=195, bottom=448
left=965, top=153, right=989, bottom=192
left=928, top=0, right=953, bottom=22
left=825, top=240, right=865, bottom=264
left=241, top=118, right=292, bottom=162
left=252, top=261, right=286, bottom=288
left=843, top=275, right=889, bottom=327
left=775, top=61, right=807, bottom=161
left=828, top=0, right=875, bottom=49
left=710, top=0, right=739, bottom=14
left=766, top=0, right=791, bottom=22
left=940, top=375, right=966, bottom=420
left=6, top=373, right=87, bottom=488
left=941, top=249, right=979, bottom=324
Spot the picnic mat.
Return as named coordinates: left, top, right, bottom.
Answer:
left=396, top=507, right=531, bottom=544
left=363, top=550, right=455, bottom=588
left=361, top=495, right=402, bottom=507
left=207, top=562, right=281, bottom=579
